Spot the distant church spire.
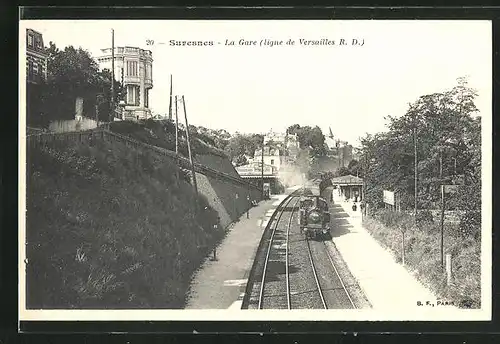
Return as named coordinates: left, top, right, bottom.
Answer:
left=329, top=126, right=334, bottom=139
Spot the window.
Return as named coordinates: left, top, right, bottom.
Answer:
left=126, top=61, right=138, bottom=77
left=270, top=159, right=274, bottom=165
left=127, top=85, right=141, bottom=105
left=35, top=37, right=42, bottom=50
left=127, top=85, right=135, bottom=105
left=27, top=34, right=33, bottom=47
left=27, top=61, right=34, bottom=81
left=38, top=63, right=44, bottom=79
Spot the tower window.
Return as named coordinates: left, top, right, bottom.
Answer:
left=126, top=61, right=138, bottom=77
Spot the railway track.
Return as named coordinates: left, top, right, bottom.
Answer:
left=258, top=195, right=300, bottom=309
left=244, top=184, right=361, bottom=310
left=305, top=239, right=356, bottom=309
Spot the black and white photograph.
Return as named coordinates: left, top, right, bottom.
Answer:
left=19, top=19, right=491, bottom=321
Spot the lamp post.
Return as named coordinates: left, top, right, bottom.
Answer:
left=247, top=194, right=250, bottom=219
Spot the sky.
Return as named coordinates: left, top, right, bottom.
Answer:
left=20, top=20, right=491, bottom=145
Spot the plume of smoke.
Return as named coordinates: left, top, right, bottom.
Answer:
left=277, top=166, right=306, bottom=188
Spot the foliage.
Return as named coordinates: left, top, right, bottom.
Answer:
left=359, top=77, right=482, bottom=309
left=359, top=77, right=481, bottom=221
left=26, top=139, right=224, bottom=308
left=109, top=119, right=227, bottom=158
left=347, top=159, right=361, bottom=177
left=224, top=133, right=264, bottom=165
left=28, top=42, right=124, bottom=128
left=286, top=124, right=327, bottom=157
left=363, top=215, right=480, bottom=309
left=335, top=166, right=351, bottom=177
left=189, top=125, right=232, bottom=151
left=415, top=209, right=434, bottom=225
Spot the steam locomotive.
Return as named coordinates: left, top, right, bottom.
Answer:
left=298, top=181, right=331, bottom=240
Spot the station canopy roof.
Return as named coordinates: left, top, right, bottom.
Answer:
left=331, top=174, right=363, bottom=185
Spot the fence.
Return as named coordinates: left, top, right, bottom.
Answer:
left=26, top=128, right=262, bottom=193
left=48, top=118, right=98, bottom=133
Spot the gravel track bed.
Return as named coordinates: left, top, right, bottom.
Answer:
left=288, top=211, right=325, bottom=309
left=323, top=240, right=372, bottom=309
left=259, top=198, right=300, bottom=309
left=308, top=240, right=355, bottom=309
left=261, top=222, right=290, bottom=309
left=244, top=196, right=296, bottom=309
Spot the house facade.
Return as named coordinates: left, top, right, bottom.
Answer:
left=97, top=46, right=153, bottom=120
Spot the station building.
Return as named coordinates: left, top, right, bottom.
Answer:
left=331, top=174, right=363, bottom=201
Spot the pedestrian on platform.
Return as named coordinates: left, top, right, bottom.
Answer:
left=352, top=203, right=357, bottom=211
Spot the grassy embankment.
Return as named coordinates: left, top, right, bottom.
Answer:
left=109, top=120, right=227, bottom=159
left=362, top=210, right=480, bottom=308
left=26, top=137, right=224, bottom=309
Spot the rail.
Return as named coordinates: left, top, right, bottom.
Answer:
left=258, top=195, right=300, bottom=309
left=306, top=239, right=328, bottom=309
left=322, top=241, right=356, bottom=308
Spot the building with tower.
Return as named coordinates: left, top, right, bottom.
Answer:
left=97, top=46, right=153, bottom=120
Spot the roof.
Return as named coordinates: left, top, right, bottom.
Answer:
left=331, top=174, right=363, bottom=185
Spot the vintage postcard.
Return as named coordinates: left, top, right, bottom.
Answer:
left=19, top=18, right=491, bottom=322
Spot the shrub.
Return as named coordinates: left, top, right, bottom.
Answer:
left=459, top=210, right=481, bottom=240
left=416, top=209, right=434, bottom=225
left=363, top=209, right=480, bottom=309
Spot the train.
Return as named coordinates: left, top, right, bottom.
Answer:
left=298, top=179, right=331, bottom=240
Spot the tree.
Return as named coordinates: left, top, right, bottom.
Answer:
left=336, top=166, right=351, bottom=177
left=36, top=42, right=124, bottom=126
left=233, top=155, right=249, bottom=167
left=347, top=159, right=361, bottom=177
left=224, top=133, right=263, bottom=164
left=359, top=77, right=481, bottom=219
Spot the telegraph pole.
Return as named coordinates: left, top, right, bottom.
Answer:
left=174, top=95, right=180, bottom=180
left=439, top=148, right=443, bottom=180
left=168, top=75, right=173, bottom=121
left=413, top=118, right=418, bottom=223
left=182, top=96, right=198, bottom=195
left=261, top=138, right=265, bottom=199
left=175, top=95, right=179, bottom=155
left=111, top=29, right=115, bottom=122
left=440, top=185, right=445, bottom=270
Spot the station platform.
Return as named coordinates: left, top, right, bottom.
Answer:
left=185, top=186, right=300, bottom=309
left=328, top=192, right=457, bottom=315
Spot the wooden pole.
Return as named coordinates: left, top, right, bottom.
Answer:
left=440, top=184, right=445, bottom=270
left=174, top=95, right=180, bottom=180
left=402, top=230, right=405, bottom=266
left=413, top=124, right=418, bottom=223
left=95, top=101, right=99, bottom=127
left=439, top=148, right=443, bottom=180
left=168, top=75, right=173, bottom=121
left=261, top=139, right=264, bottom=199
left=111, top=29, right=115, bottom=122
left=175, top=96, right=179, bottom=154
left=445, top=253, right=452, bottom=286
left=182, top=96, right=198, bottom=195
